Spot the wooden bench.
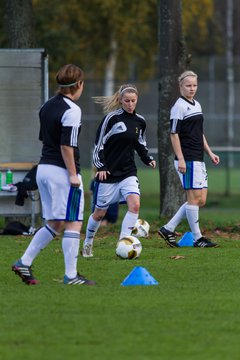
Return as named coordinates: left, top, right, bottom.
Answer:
left=0, top=162, right=41, bottom=228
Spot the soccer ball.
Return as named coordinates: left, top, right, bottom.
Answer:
left=132, top=219, right=150, bottom=238
left=116, top=236, right=142, bottom=259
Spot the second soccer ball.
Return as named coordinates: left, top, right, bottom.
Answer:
left=132, top=219, right=150, bottom=238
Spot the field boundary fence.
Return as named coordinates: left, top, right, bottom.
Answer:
left=148, top=146, right=240, bottom=196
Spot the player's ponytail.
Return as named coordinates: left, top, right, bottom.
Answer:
left=93, top=84, right=138, bottom=114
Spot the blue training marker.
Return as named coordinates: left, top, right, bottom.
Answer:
left=121, top=266, right=158, bottom=286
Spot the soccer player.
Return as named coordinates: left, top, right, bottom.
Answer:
left=82, top=84, right=156, bottom=257
left=12, top=64, right=95, bottom=285
left=159, top=70, right=220, bottom=248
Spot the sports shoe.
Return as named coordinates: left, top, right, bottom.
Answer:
left=12, top=259, right=38, bottom=285
left=158, top=226, right=179, bottom=248
left=63, top=272, right=96, bottom=285
left=194, top=237, right=219, bottom=248
left=81, top=243, right=93, bottom=258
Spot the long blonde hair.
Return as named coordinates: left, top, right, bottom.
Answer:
left=93, top=84, right=138, bottom=114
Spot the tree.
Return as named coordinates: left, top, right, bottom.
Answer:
left=0, top=0, right=225, bottom=86
left=158, top=0, right=188, bottom=217
left=182, top=0, right=222, bottom=56
left=3, top=0, right=35, bottom=47
left=30, top=0, right=158, bottom=87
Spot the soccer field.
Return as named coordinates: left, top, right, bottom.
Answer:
left=1, top=226, right=240, bottom=360
left=1, top=168, right=240, bottom=360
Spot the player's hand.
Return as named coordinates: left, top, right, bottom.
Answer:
left=70, top=174, right=81, bottom=187
left=96, top=170, right=110, bottom=181
left=178, top=158, right=186, bottom=174
left=210, top=152, right=220, bottom=165
left=149, top=160, right=156, bottom=169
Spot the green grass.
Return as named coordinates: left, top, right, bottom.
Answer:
left=1, top=225, right=240, bottom=360
left=1, top=168, right=240, bottom=360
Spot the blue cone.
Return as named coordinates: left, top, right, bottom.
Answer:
left=121, top=266, right=158, bottom=286
left=178, top=232, right=194, bottom=247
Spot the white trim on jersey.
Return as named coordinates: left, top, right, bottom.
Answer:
left=170, top=97, right=202, bottom=120
left=102, top=121, right=127, bottom=145
left=70, top=126, right=79, bottom=147
left=171, top=119, right=178, bottom=133
left=93, top=108, right=124, bottom=168
left=61, top=98, right=81, bottom=147
left=61, top=101, right=81, bottom=127
left=170, top=97, right=203, bottom=134
left=138, top=129, right=147, bottom=146
left=184, top=111, right=202, bottom=120
left=136, top=112, right=145, bottom=121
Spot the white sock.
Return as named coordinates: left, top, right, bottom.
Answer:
left=62, top=231, right=80, bottom=279
left=185, top=204, right=202, bottom=241
left=119, top=211, right=138, bottom=239
left=84, top=214, right=101, bottom=246
left=165, top=202, right=187, bottom=232
left=21, top=224, right=57, bottom=266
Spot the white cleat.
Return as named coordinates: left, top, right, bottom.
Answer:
left=81, top=244, right=93, bottom=258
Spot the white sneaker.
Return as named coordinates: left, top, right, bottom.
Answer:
left=81, top=244, right=93, bottom=258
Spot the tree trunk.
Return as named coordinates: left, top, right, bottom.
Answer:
left=104, top=38, right=118, bottom=96
left=158, top=0, right=188, bottom=217
left=4, top=0, right=35, bottom=48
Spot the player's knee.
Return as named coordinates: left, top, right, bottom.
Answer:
left=48, top=220, right=64, bottom=234
left=199, top=198, right=206, bottom=207
left=93, top=209, right=107, bottom=222
left=128, top=202, right=140, bottom=214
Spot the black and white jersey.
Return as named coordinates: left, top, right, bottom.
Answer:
left=93, top=108, right=153, bottom=183
left=170, top=96, right=204, bottom=161
left=38, top=94, right=82, bottom=173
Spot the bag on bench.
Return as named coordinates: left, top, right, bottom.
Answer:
left=0, top=221, right=30, bottom=235
left=15, top=165, right=38, bottom=206
left=22, top=165, right=38, bottom=191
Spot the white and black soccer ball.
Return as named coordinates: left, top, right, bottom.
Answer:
left=132, top=219, right=150, bottom=238
left=116, top=236, right=142, bottom=259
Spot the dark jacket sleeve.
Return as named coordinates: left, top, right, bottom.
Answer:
left=134, top=122, right=153, bottom=166
left=92, top=117, right=108, bottom=171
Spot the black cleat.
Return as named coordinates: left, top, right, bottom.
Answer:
left=194, top=237, right=219, bottom=248
left=158, top=226, right=179, bottom=248
left=63, top=272, right=96, bottom=285
left=12, top=260, right=38, bottom=285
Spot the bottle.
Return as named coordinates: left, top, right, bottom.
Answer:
left=0, top=171, right=2, bottom=190
left=6, top=169, right=13, bottom=185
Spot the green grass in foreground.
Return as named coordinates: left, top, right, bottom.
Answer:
left=1, top=209, right=240, bottom=360
left=1, top=168, right=240, bottom=360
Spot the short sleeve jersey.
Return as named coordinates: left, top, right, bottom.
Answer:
left=170, top=96, right=204, bottom=161
left=38, top=94, right=82, bottom=173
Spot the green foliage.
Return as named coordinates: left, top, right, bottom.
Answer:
left=0, top=0, right=227, bottom=83
left=0, top=0, right=7, bottom=46
left=31, top=0, right=158, bottom=83
left=182, top=0, right=224, bottom=56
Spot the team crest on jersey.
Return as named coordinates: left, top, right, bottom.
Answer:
left=136, top=127, right=139, bottom=134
